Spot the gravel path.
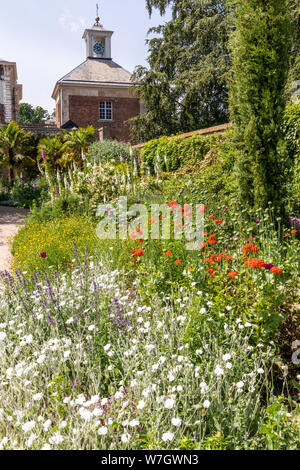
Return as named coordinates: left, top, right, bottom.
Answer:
left=0, top=206, right=29, bottom=272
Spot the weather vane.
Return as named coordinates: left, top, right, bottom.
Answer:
left=94, top=3, right=101, bottom=26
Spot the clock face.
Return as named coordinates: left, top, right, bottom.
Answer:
left=93, top=42, right=105, bottom=56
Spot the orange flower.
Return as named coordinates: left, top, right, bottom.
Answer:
left=208, top=234, right=217, bottom=245
left=207, top=269, right=216, bottom=276
left=270, top=266, right=282, bottom=274
left=227, top=271, right=238, bottom=278
left=214, top=219, right=223, bottom=224
left=175, top=259, right=181, bottom=265
left=136, top=248, right=144, bottom=257
left=209, top=215, right=215, bottom=220
left=205, top=258, right=217, bottom=265
left=244, top=258, right=265, bottom=268
left=291, top=229, right=297, bottom=234
left=133, top=258, right=137, bottom=263
left=165, top=250, right=172, bottom=257
left=242, top=243, right=258, bottom=254
left=285, top=233, right=290, bottom=237
left=169, top=200, right=178, bottom=207
left=200, top=242, right=207, bottom=250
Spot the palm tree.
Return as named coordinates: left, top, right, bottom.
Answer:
left=0, top=121, right=31, bottom=184
left=62, top=126, right=95, bottom=168
left=39, top=136, right=65, bottom=173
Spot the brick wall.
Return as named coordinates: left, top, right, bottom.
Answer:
left=68, top=95, right=140, bottom=141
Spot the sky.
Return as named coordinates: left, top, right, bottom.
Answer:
left=0, top=0, right=171, bottom=113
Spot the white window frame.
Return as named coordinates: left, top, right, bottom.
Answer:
left=99, top=101, right=113, bottom=121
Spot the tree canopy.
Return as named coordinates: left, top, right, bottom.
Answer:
left=19, top=103, right=50, bottom=125
left=130, top=0, right=231, bottom=143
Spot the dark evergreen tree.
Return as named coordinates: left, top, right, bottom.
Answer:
left=130, top=0, right=230, bottom=142
left=229, top=0, right=291, bottom=217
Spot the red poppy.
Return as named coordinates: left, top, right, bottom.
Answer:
left=208, top=234, right=217, bottom=245
left=209, top=215, right=215, bottom=220
left=165, top=251, right=172, bottom=257
left=291, top=230, right=297, bottom=234
left=244, top=258, right=265, bottom=268
left=270, top=266, right=282, bottom=274
left=214, top=219, right=223, bottom=224
left=242, top=243, right=258, bottom=254
left=207, top=269, right=216, bottom=276
left=205, top=258, right=217, bottom=265
left=227, top=271, right=238, bottom=278
left=175, top=259, right=182, bottom=265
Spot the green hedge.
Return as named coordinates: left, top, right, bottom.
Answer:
left=140, top=133, right=226, bottom=173
left=140, top=104, right=300, bottom=175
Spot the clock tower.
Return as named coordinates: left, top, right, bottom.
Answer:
left=83, top=14, right=113, bottom=60
left=52, top=6, right=144, bottom=142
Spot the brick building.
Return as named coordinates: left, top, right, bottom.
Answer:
left=0, top=59, right=23, bottom=124
left=52, top=16, right=144, bottom=142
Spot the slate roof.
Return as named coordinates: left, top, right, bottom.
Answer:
left=57, top=58, right=132, bottom=86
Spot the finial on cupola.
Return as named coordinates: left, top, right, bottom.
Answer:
left=94, top=3, right=102, bottom=27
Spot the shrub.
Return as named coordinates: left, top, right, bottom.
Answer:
left=11, top=215, right=100, bottom=275
left=10, top=178, right=47, bottom=208
left=87, top=140, right=132, bottom=163
left=283, top=102, right=300, bottom=157
left=140, top=133, right=223, bottom=173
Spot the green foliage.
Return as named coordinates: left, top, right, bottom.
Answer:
left=130, top=0, right=230, bottom=142
left=283, top=102, right=300, bottom=157
left=19, top=103, right=50, bottom=125
left=38, top=136, right=64, bottom=173
left=141, top=133, right=222, bottom=172
left=0, top=121, right=31, bottom=183
left=9, top=178, right=46, bottom=208
left=87, top=139, right=132, bottom=163
left=29, top=191, right=87, bottom=222
left=229, top=0, right=291, bottom=219
left=62, top=126, right=95, bottom=167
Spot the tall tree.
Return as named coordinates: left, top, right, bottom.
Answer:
left=229, top=0, right=291, bottom=217
left=19, top=103, right=50, bottom=125
left=0, top=122, right=31, bottom=183
left=130, top=0, right=230, bottom=142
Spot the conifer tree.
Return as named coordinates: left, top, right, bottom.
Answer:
left=229, top=0, right=291, bottom=217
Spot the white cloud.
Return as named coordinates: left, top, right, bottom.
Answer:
left=59, top=9, right=86, bottom=33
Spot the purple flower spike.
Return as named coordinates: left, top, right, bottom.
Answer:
left=256, top=219, right=260, bottom=224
